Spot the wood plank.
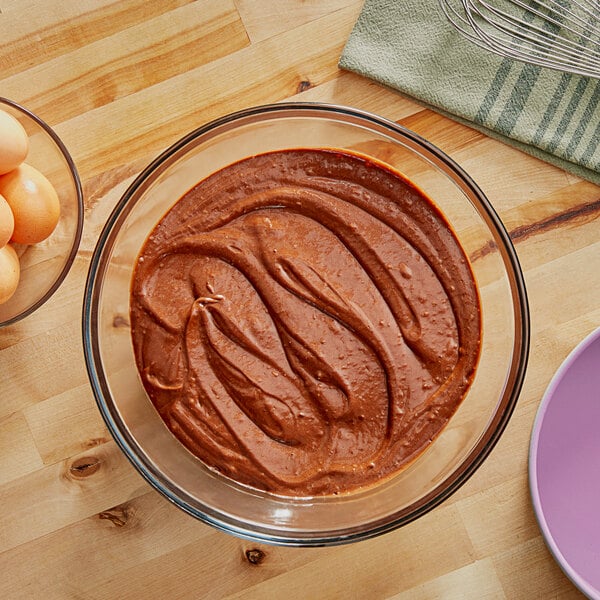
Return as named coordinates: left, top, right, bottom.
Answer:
left=0, top=411, right=43, bottom=486
left=456, top=475, right=539, bottom=559
left=225, top=505, right=475, bottom=599
left=0, top=441, right=147, bottom=554
left=0, top=490, right=213, bottom=600
left=493, top=536, right=587, bottom=599
left=389, top=558, right=507, bottom=599
left=1, top=0, right=249, bottom=125
left=0, top=319, right=87, bottom=419
left=0, top=0, right=195, bottom=77
left=49, top=2, right=363, bottom=183
left=524, top=240, right=600, bottom=335
left=235, top=0, right=362, bottom=43
left=23, top=383, right=109, bottom=465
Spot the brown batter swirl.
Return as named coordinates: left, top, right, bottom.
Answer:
left=130, top=149, right=481, bottom=496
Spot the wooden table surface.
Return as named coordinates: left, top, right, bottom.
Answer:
left=1, top=2, right=599, bottom=598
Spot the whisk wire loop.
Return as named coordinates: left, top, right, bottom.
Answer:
left=439, top=0, right=600, bottom=78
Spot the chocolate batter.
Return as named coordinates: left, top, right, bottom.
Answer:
left=130, top=149, right=481, bottom=496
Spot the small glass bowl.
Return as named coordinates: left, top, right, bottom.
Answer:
left=0, top=97, right=83, bottom=327
left=83, top=103, right=529, bottom=546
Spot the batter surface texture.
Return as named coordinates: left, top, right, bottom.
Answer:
left=130, top=149, right=481, bottom=496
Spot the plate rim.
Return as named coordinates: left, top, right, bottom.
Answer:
left=529, top=326, right=600, bottom=600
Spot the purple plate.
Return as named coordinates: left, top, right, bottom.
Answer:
left=530, top=327, right=600, bottom=599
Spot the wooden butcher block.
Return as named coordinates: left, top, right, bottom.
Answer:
left=1, top=2, right=598, bottom=598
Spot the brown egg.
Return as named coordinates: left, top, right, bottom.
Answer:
left=0, top=109, right=29, bottom=175
left=0, top=243, right=20, bottom=304
left=0, top=163, right=60, bottom=244
left=0, top=193, right=14, bottom=248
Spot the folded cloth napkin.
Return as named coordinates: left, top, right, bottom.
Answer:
left=339, top=0, right=600, bottom=185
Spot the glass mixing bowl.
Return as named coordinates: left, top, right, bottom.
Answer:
left=0, top=97, right=84, bottom=327
left=83, top=103, right=529, bottom=546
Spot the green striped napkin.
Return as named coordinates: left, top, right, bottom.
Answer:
left=339, top=0, right=600, bottom=184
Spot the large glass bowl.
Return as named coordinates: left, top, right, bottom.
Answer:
left=83, top=103, right=529, bottom=546
left=0, top=97, right=83, bottom=327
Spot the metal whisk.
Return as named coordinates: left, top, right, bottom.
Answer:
left=439, top=0, right=600, bottom=78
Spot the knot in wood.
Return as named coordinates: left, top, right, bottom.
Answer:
left=69, top=456, right=101, bottom=478
left=296, top=80, right=312, bottom=93
left=245, top=548, right=266, bottom=565
left=99, top=503, right=130, bottom=528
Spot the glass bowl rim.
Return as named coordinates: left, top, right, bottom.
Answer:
left=0, top=96, right=84, bottom=328
left=82, top=101, right=530, bottom=546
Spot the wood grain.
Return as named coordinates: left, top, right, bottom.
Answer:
left=1, top=1, right=598, bottom=598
